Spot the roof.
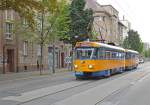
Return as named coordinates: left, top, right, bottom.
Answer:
left=97, top=42, right=125, bottom=51
left=101, top=5, right=119, bottom=13
left=75, top=42, right=125, bottom=51
left=118, top=21, right=127, bottom=28
left=94, top=10, right=112, bottom=17
left=125, top=49, right=139, bottom=54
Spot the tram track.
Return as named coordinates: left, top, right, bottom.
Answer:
left=17, top=71, right=134, bottom=105
left=16, top=80, right=96, bottom=105
left=1, top=66, right=143, bottom=105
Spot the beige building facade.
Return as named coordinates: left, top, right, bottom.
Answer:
left=86, top=0, right=123, bottom=45
left=120, top=18, right=131, bottom=39
left=118, top=21, right=126, bottom=45
left=0, top=10, right=71, bottom=74
left=144, top=42, right=150, bottom=51
left=0, top=10, right=19, bottom=73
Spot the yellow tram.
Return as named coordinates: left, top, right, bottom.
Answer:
left=74, top=41, right=139, bottom=78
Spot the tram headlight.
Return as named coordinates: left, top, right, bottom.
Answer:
left=88, top=65, right=93, bottom=69
left=74, top=65, right=78, bottom=68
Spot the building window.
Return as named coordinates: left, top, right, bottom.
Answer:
left=5, top=10, right=14, bottom=20
left=5, top=22, right=13, bottom=39
left=22, top=18, right=28, bottom=25
left=99, top=16, right=105, bottom=21
left=37, top=45, right=41, bottom=56
left=23, top=41, right=28, bottom=56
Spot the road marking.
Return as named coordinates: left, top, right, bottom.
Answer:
left=2, top=81, right=90, bottom=102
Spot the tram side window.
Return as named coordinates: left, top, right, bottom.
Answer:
left=126, top=53, right=131, bottom=59
left=121, top=53, right=125, bottom=59
left=132, top=54, right=135, bottom=59
left=112, top=52, right=115, bottom=58
left=115, top=52, right=120, bottom=59
left=99, top=48, right=105, bottom=59
left=112, top=52, right=117, bottom=59
left=105, top=51, right=111, bottom=59
left=131, top=54, right=133, bottom=59
left=92, top=48, right=98, bottom=59
left=112, top=51, right=122, bottom=60
left=117, top=52, right=120, bottom=59
left=118, top=52, right=122, bottom=60
left=131, top=54, right=134, bottom=59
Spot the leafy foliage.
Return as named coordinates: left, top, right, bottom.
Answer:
left=54, top=2, right=71, bottom=43
left=123, top=30, right=143, bottom=53
left=0, top=0, right=43, bottom=28
left=144, top=50, right=150, bottom=58
left=69, top=0, right=94, bottom=45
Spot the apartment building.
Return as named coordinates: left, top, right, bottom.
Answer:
left=120, top=17, right=131, bottom=39
left=144, top=42, right=150, bottom=51
left=0, top=10, right=71, bottom=74
left=97, top=5, right=119, bottom=44
left=118, top=21, right=127, bottom=45
left=0, top=10, right=19, bottom=73
left=86, top=0, right=123, bottom=45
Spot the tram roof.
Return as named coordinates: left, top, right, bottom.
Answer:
left=75, top=42, right=125, bottom=51
left=125, top=49, right=139, bottom=54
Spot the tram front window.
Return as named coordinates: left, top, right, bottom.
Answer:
left=75, top=48, right=98, bottom=60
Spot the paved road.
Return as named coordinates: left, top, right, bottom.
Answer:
left=0, top=62, right=150, bottom=105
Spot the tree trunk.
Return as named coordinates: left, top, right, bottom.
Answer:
left=52, top=44, right=55, bottom=73
left=3, top=45, right=5, bottom=74
left=40, top=43, right=43, bottom=75
left=40, top=10, right=44, bottom=75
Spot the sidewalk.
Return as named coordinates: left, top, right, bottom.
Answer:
left=0, top=68, right=73, bottom=82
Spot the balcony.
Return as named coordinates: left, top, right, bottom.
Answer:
left=5, top=33, right=13, bottom=40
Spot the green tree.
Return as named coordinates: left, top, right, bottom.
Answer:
left=55, top=2, right=71, bottom=43
left=144, top=49, right=150, bottom=58
left=34, top=0, right=63, bottom=74
left=12, top=0, right=62, bottom=74
left=123, top=36, right=130, bottom=48
left=0, top=0, right=43, bottom=28
left=123, top=30, right=143, bottom=53
left=17, top=0, right=69, bottom=74
left=69, top=0, right=94, bottom=45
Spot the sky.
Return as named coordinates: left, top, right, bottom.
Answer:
left=97, top=0, right=150, bottom=43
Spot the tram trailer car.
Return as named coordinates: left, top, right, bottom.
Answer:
left=74, top=42, right=139, bottom=79
left=125, top=49, right=139, bottom=70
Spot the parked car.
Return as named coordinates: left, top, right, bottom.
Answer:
left=139, top=59, right=144, bottom=64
